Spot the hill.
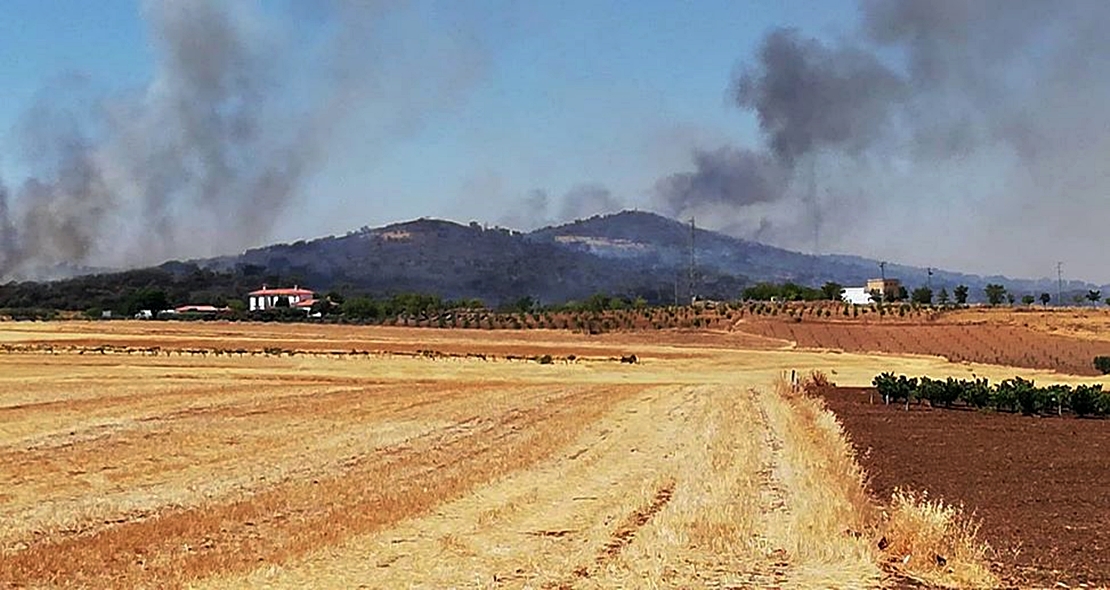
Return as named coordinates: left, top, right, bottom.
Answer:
left=531, top=211, right=1086, bottom=296
left=0, top=210, right=1096, bottom=311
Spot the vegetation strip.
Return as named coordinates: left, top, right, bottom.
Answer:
left=872, top=372, right=1110, bottom=416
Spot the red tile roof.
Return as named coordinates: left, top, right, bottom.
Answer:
left=248, top=286, right=315, bottom=296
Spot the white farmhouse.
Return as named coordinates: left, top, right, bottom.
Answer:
left=248, top=285, right=316, bottom=311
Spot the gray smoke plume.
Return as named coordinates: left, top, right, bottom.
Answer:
left=559, top=184, right=623, bottom=222
left=500, top=183, right=624, bottom=230
left=655, top=146, right=787, bottom=214
left=733, top=28, right=906, bottom=165
left=660, top=1, right=1110, bottom=279
left=655, top=27, right=902, bottom=233
left=1, top=0, right=481, bottom=280
left=0, top=182, right=16, bottom=272
left=1, top=1, right=300, bottom=279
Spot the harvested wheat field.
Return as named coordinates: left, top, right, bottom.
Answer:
left=1, top=320, right=1087, bottom=588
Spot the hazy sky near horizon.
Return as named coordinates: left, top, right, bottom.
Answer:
left=2, top=1, right=1109, bottom=283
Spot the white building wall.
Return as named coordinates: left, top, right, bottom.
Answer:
left=841, top=287, right=873, bottom=305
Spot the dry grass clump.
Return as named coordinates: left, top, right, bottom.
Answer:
left=878, top=489, right=998, bottom=588
left=799, top=368, right=833, bottom=393
left=772, top=374, right=998, bottom=588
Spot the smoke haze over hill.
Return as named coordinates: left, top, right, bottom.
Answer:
left=3, top=1, right=1110, bottom=283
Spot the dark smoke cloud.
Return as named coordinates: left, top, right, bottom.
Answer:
left=654, top=146, right=787, bottom=214
left=654, top=28, right=902, bottom=227
left=1, top=0, right=480, bottom=280
left=658, top=1, right=1110, bottom=280
left=733, top=28, right=906, bottom=165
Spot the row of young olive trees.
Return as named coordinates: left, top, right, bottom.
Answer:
left=872, top=372, right=1110, bottom=417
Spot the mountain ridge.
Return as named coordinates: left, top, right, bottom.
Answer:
left=0, top=210, right=1099, bottom=310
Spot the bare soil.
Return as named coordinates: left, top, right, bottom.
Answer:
left=739, top=319, right=1110, bottom=375
left=822, top=386, right=1110, bottom=587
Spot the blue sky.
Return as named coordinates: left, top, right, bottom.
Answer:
left=5, top=1, right=1106, bottom=283
left=0, top=0, right=853, bottom=239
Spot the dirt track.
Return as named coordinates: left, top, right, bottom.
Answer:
left=824, top=386, right=1110, bottom=587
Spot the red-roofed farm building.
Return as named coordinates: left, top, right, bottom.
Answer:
left=248, top=286, right=317, bottom=312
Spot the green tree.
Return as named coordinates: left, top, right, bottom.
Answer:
left=513, top=295, right=537, bottom=313
left=125, top=288, right=169, bottom=315
left=869, top=289, right=883, bottom=304
left=911, top=287, right=933, bottom=305
left=1040, top=292, right=1051, bottom=306
left=953, top=285, right=969, bottom=305
left=341, top=297, right=380, bottom=320
left=937, top=288, right=949, bottom=306
left=1021, top=294, right=1035, bottom=306
left=820, top=281, right=844, bottom=301
left=984, top=284, right=1007, bottom=306
left=1087, top=290, right=1102, bottom=306
left=227, top=300, right=247, bottom=313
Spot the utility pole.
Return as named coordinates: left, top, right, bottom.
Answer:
left=688, top=217, right=697, bottom=304
left=809, top=157, right=819, bottom=256
left=880, top=261, right=887, bottom=281
left=1057, top=261, right=1063, bottom=308
left=927, top=267, right=933, bottom=291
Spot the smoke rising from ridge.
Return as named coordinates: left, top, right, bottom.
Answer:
left=657, top=0, right=1110, bottom=279
left=0, top=1, right=483, bottom=280
left=499, top=183, right=624, bottom=231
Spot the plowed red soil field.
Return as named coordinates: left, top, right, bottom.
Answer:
left=822, top=386, right=1110, bottom=587
left=738, top=319, right=1110, bottom=375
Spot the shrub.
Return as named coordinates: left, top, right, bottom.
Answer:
left=916, top=377, right=943, bottom=407
left=958, top=378, right=992, bottom=409
left=990, top=379, right=1019, bottom=413
left=1043, top=384, right=1071, bottom=415
left=1095, top=356, right=1110, bottom=375
left=1098, top=389, right=1110, bottom=417
left=874, top=372, right=916, bottom=405
left=1070, top=384, right=1102, bottom=417
left=934, top=377, right=962, bottom=408
left=1007, top=377, right=1041, bottom=415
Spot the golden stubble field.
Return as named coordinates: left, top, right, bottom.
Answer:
left=1, top=320, right=1087, bottom=589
